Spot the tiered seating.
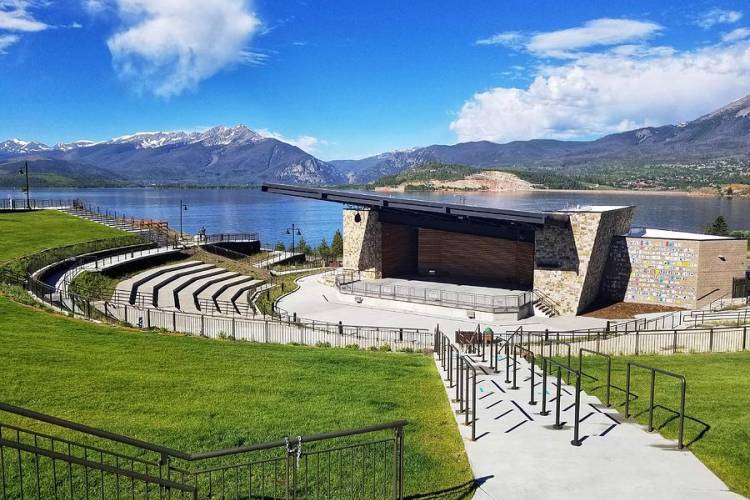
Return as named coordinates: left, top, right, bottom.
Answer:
left=113, top=260, right=262, bottom=316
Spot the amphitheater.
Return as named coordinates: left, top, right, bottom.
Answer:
left=2, top=197, right=749, bottom=499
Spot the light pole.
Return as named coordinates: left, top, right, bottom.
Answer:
left=18, top=161, right=30, bottom=210
left=286, top=224, right=302, bottom=254
left=179, top=199, right=188, bottom=240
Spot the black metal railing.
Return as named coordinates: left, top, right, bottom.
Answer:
left=0, top=402, right=407, bottom=499
left=624, top=363, right=687, bottom=449
left=0, top=198, right=75, bottom=210
left=578, top=348, right=612, bottom=407
left=539, top=358, right=583, bottom=447
left=336, top=276, right=534, bottom=314
left=203, top=233, right=259, bottom=243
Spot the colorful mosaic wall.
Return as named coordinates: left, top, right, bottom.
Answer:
left=604, top=237, right=700, bottom=307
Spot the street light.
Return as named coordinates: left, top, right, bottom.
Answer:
left=18, top=161, right=30, bottom=210
left=286, top=224, right=302, bottom=253
left=179, top=199, right=188, bottom=239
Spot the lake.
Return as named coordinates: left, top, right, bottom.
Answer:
left=2, top=187, right=749, bottom=247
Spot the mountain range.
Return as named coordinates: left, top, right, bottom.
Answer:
left=332, top=95, right=750, bottom=183
left=2, top=95, right=750, bottom=187
left=0, top=126, right=344, bottom=186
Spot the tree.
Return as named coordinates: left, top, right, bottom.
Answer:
left=705, top=216, right=729, bottom=236
left=296, top=236, right=311, bottom=255
left=274, top=240, right=286, bottom=251
left=331, top=230, right=343, bottom=258
left=317, top=238, right=330, bottom=258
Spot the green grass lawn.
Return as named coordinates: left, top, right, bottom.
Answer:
left=577, top=352, right=750, bottom=497
left=0, top=295, right=472, bottom=496
left=0, top=210, right=126, bottom=264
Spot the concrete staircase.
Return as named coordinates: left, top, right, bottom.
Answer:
left=113, top=261, right=261, bottom=316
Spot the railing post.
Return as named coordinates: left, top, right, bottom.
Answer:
left=743, top=326, right=747, bottom=351
left=648, top=369, right=656, bottom=432
left=511, top=347, right=519, bottom=390
left=528, top=352, right=536, bottom=405
left=709, top=328, right=714, bottom=352
left=553, top=366, right=563, bottom=429
left=571, top=373, right=582, bottom=446
left=625, top=363, right=632, bottom=418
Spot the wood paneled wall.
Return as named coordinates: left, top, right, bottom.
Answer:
left=381, top=223, right=418, bottom=277
left=417, top=228, right=534, bottom=286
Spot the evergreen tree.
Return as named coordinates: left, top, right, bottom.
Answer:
left=317, top=238, right=330, bottom=258
left=296, top=236, right=311, bottom=255
left=274, top=240, right=286, bottom=251
left=331, top=230, right=344, bottom=257
left=706, top=216, right=729, bottom=236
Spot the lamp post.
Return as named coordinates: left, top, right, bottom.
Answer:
left=179, top=199, right=188, bottom=240
left=286, top=224, right=302, bottom=254
left=18, top=161, right=30, bottom=210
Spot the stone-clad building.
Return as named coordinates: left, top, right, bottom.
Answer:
left=263, top=184, right=747, bottom=316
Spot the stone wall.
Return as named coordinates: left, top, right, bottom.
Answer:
left=533, top=207, right=634, bottom=315
left=343, top=208, right=382, bottom=279
left=603, top=236, right=746, bottom=308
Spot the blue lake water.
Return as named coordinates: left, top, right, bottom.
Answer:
left=2, top=187, right=749, bottom=246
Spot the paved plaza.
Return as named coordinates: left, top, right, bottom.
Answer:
left=278, top=273, right=609, bottom=332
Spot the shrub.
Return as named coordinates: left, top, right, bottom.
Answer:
left=315, top=341, right=331, bottom=348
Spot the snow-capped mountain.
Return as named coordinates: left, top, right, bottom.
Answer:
left=0, top=139, right=50, bottom=156
left=104, top=126, right=265, bottom=149
left=0, top=125, right=344, bottom=186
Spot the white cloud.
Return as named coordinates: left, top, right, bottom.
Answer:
left=528, top=18, right=662, bottom=58
left=723, top=27, right=750, bottom=42
left=0, top=0, right=48, bottom=32
left=105, top=0, right=262, bottom=97
left=256, top=128, right=324, bottom=153
left=451, top=40, right=750, bottom=143
left=696, top=8, right=743, bottom=29
left=476, top=31, right=523, bottom=48
left=476, top=19, right=662, bottom=58
left=0, top=33, right=18, bottom=52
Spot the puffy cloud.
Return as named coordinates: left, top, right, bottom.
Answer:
left=527, top=18, right=662, bottom=58
left=450, top=40, right=750, bottom=143
left=696, top=8, right=743, bottom=29
left=476, top=19, right=662, bottom=58
left=105, top=0, right=262, bottom=97
left=0, top=1, right=48, bottom=32
left=257, top=128, right=324, bottom=154
left=723, top=27, right=750, bottom=42
left=0, top=33, right=18, bottom=52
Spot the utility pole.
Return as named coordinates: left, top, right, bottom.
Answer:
left=18, top=161, right=30, bottom=210
left=179, top=199, right=188, bottom=240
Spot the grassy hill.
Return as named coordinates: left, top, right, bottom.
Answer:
left=0, top=209, right=473, bottom=496
left=0, top=210, right=127, bottom=265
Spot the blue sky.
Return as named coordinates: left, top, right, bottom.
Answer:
left=1, top=0, right=750, bottom=160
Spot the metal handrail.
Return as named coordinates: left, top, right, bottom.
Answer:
left=578, top=348, right=612, bottom=407
left=540, top=357, right=583, bottom=446
left=624, top=362, right=687, bottom=449
left=0, top=401, right=407, bottom=461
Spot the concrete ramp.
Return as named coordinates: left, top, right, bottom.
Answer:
left=437, top=349, right=741, bottom=499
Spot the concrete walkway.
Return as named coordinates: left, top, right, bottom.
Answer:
left=277, top=273, right=609, bottom=332
left=438, top=351, right=740, bottom=499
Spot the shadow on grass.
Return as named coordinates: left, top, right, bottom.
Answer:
left=629, top=403, right=711, bottom=447
left=406, top=475, right=492, bottom=499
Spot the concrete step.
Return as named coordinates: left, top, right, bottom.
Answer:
left=114, top=261, right=203, bottom=305
left=180, top=271, right=241, bottom=313
left=155, top=266, right=225, bottom=309
left=148, top=264, right=215, bottom=308
left=216, top=280, right=263, bottom=315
